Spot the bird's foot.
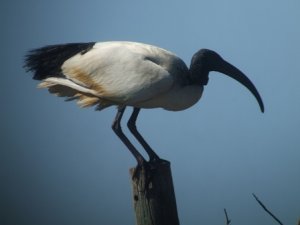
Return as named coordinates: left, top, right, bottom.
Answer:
left=131, top=160, right=150, bottom=183
left=132, top=157, right=170, bottom=192
left=149, top=157, right=170, bottom=166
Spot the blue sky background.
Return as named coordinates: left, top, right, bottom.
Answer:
left=1, top=0, right=300, bottom=224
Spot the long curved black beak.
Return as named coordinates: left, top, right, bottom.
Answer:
left=214, top=60, right=264, bottom=113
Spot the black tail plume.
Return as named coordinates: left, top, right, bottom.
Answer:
left=24, top=42, right=95, bottom=80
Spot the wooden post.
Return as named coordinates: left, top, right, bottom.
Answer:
left=129, top=160, right=180, bottom=225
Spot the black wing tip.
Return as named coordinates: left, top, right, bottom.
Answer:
left=23, top=42, right=96, bottom=80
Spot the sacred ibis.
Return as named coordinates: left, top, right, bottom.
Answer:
left=24, top=41, right=264, bottom=166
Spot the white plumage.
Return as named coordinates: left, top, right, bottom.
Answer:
left=38, top=42, right=202, bottom=111
left=24, top=41, right=264, bottom=165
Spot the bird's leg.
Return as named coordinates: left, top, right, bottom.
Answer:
left=127, top=107, right=164, bottom=163
left=127, top=107, right=169, bottom=189
left=112, top=106, right=146, bottom=166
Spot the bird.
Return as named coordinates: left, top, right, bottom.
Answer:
left=24, top=41, right=264, bottom=167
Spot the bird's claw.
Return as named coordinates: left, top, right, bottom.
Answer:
left=132, top=158, right=169, bottom=192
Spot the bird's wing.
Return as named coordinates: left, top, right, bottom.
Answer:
left=60, top=42, right=176, bottom=106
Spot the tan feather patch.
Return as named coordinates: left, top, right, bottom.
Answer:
left=74, top=93, right=114, bottom=109
left=38, top=82, right=114, bottom=110
left=65, top=67, right=107, bottom=96
left=75, top=93, right=99, bottom=108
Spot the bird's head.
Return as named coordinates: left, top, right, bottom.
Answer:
left=190, top=49, right=264, bottom=112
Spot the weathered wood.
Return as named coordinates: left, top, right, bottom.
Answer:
left=130, top=161, right=180, bottom=225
